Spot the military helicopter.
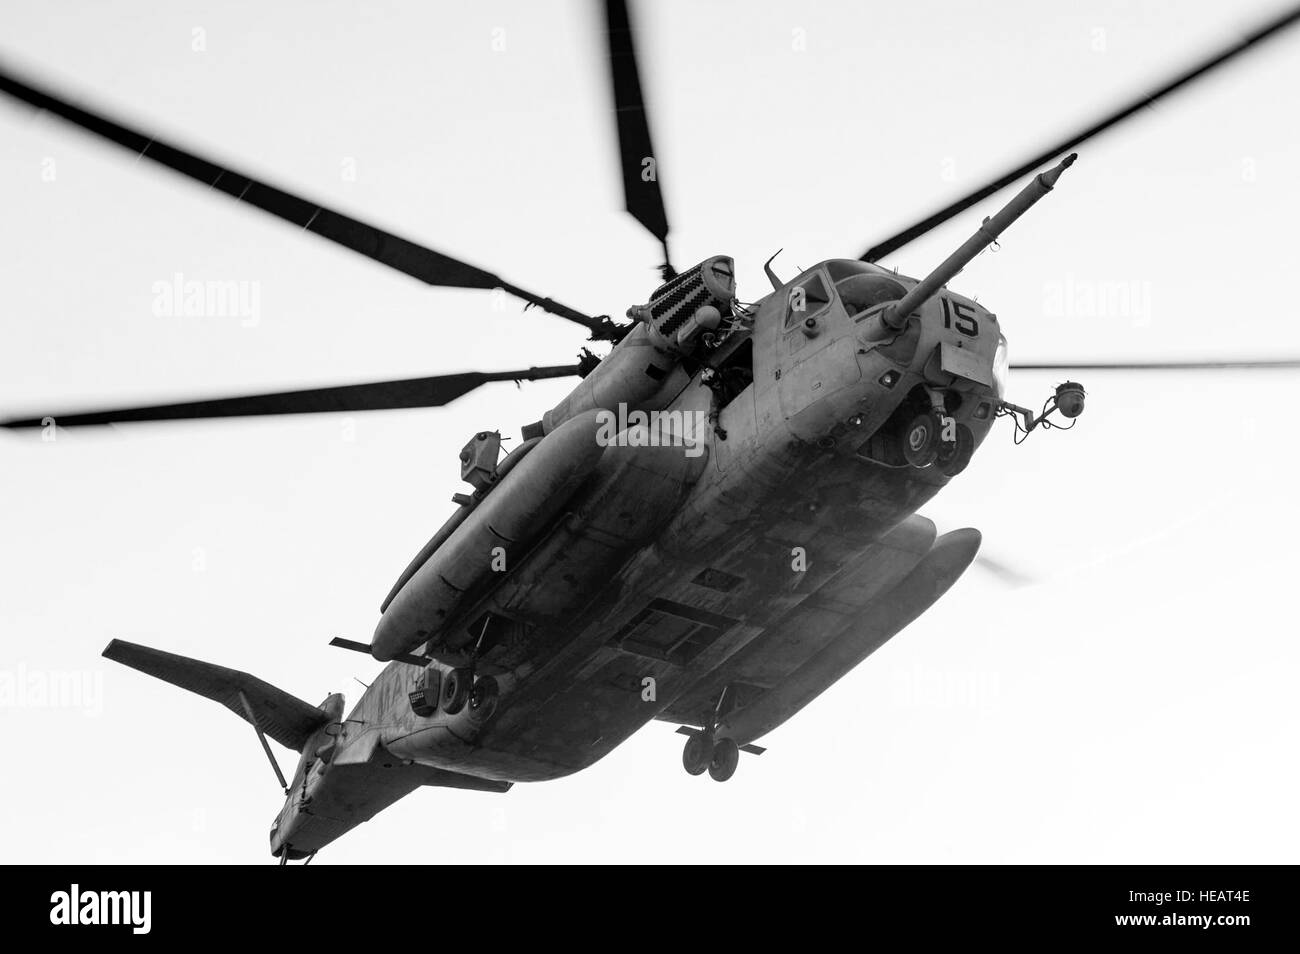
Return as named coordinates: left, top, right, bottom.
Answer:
left=4, top=2, right=1300, bottom=863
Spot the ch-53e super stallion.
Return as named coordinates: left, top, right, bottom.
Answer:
left=4, top=2, right=1299, bottom=862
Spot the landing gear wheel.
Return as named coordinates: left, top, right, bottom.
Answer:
left=468, top=675, right=499, bottom=719
left=939, top=424, right=975, bottom=477
left=440, top=667, right=471, bottom=715
left=708, top=737, right=740, bottom=782
left=935, top=428, right=959, bottom=467
left=682, top=733, right=713, bottom=776
left=902, top=413, right=941, bottom=468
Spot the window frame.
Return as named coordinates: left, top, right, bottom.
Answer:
left=783, top=269, right=834, bottom=330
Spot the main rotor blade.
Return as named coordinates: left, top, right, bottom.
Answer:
left=861, top=4, right=1300, bottom=263
left=604, top=0, right=673, bottom=274
left=1011, top=359, right=1300, bottom=371
left=975, top=554, right=1037, bottom=589
left=1, top=365, right=581, bottom=428
left=0, top=63, right=603, bottom=334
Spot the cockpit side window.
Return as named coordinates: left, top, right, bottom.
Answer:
left=784, top=272, right=831, bottom=329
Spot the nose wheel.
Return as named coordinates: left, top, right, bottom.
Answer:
left=902, top=411, right=974, bottom=476
left=936, top=422, right=974, bottom=476
left=902, top=412, right=941, bottom=467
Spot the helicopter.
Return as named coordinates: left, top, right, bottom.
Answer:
left=4, top=2, right=1300, bottom=863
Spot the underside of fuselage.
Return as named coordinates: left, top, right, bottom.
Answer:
left=374, top=424, right=978, bottom=780
left=469, top=463, right=973, bottom=776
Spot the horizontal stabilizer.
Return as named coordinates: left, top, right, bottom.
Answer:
left=103, top=639, right=329, bottom=752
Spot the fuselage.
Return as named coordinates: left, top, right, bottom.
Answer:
left=271, top=258, right=1002, bottom=857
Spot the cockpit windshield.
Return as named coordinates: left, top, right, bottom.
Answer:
left=835, top=274, right=907, bottom=320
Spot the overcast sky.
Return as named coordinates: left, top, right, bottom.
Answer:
left=2, top=0, right=1298, bottom=863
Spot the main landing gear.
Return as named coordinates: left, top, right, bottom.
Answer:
left=681, top=731, right=741, bottom=782
left=410, top=617, right=502, bottom=722
left=438, top=668, right=499, bottom=720
left=677, top=686, right=763, bottom=782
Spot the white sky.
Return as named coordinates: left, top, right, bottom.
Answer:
left=2, top=0, right=1298, bottom=863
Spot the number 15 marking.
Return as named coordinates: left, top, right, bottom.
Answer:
left=941, top=297, right=980, bottom=338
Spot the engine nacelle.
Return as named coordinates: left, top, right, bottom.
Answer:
left=539, top=256, right=736, bottom=436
